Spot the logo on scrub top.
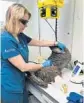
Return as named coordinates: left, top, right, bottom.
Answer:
left=5, top=48, right=16, bottom=53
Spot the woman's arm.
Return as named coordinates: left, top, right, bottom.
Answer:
left=8, top=55, right=42, bottom=72
left=8, top=54, right=52, bottom=72
left=28, top=39, right=58, bottom=47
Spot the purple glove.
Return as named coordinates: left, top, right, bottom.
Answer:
left=42, top=60, right=52, bottom=68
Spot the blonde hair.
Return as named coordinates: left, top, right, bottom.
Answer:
left=5, top=3, right=31, bottom=35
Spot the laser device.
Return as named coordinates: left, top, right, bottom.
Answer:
left=72, top=61, right=84, bottom=76
left=70, top=61, right=84, bottom=84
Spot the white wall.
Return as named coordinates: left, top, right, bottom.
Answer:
left=20, top=0, right=75, bottom=61
left=22, top=0, right=84, bottom=63
left=0, top=1, right=15, bottom=29
left=71, top=0, right=83, bottom=62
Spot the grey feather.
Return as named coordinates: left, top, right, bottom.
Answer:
left=26, top=47, right=71, bottom=88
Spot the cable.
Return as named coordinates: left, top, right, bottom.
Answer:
left=44, top=19, right=55, bottom=33
left=44, top=7, right=58, bottom=41
left=70, top=80, right=82, bottom=84
left=44, top=18, right=58, bottom=41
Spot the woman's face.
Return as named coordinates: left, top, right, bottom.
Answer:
left=19, top=13, right=29, bottom=32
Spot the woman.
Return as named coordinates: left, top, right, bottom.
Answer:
left=1, top=3, right=66, bottom=103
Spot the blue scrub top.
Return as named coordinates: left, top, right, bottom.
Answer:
left=1, top=30, right=32, bottom=93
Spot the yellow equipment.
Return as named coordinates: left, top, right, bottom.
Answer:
left=37, top=0, right=64, bottom=8
left=37, top=0, right=64, bottom=18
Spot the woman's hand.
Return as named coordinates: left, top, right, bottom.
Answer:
left=57, top=42, right=66, bottom=51
left=42, top=60, right=52, bottom=68
left=50, top=42, right=66, bottom=52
